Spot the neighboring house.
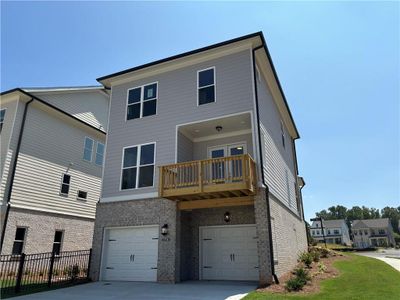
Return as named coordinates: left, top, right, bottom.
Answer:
left=352, top=218, right=395, bottom=248
left=310, top=219, right=351, bottom=246
left=0, top=86, right=109, bottom=255
left=90, top=32, right=307, bottom=286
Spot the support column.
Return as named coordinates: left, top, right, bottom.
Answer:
left=254, top=187, right=273, bottom=286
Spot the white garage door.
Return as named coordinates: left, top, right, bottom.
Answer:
left=102, top=226, right=159, bottom=282
left=200, top=225, right=259, bottom=281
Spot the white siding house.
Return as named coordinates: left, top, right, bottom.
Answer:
left=0, top=87, right=109, bottom=255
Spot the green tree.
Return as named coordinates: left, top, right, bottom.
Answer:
left=381, top=207, right=400, bottom=234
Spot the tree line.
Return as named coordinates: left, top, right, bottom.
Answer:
left=314, top=205, right=400, bottom=234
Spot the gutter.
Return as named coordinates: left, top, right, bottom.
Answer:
left=0, top=99, right=33, bottom=252
left=252, top=45, right=279, bottom=285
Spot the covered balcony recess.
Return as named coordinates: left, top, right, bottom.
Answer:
left=159, top=112, right=258, bottom=210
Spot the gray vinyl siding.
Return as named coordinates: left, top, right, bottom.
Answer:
left=177, top=132, right=193, bottom=163
left=256, top=64, right=298, bottom=214
left=192, top=133, right=253, bottom=160
left=9, top=104, right=104, bottom=219
left=102, top=50, right=254, bottom=199
left=32, top=90, right=109, bottom=130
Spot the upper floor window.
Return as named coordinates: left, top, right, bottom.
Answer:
left=334, top=229, right=340, bottom=235
left=280, top=121, right=286, bottom=149
left=327, top=230, right=331, bottom=235
left=0, top=109, right=6, bottom=133
left=83, top=137, right=94, bottom=162
left=127, top=83, right=157, bottom=120
left=95, top=142, right=105, bottom=166
left=60, top=173, right=71, bottom=196
left=312, top=230, right=315, bottom=235
left=12, top=227, right=26, bottom=255
left=52, top=230, right=63, bottom=255
left=364, top=230, right=368, bottom=235
left=121, top=143, right=155, bottom=190
left=198, top=67, right=215, bottom=105
left=354, top=231, right=358, bottom=235
left=378, top=229, right=385, bottom=235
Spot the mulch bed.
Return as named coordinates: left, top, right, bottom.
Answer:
left=257, top=252, right=350, bottom=295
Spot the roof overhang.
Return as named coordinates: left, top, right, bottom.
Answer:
left=0, top=88, right=105, bottom=135
left=96, top=31, right=300, bottom=139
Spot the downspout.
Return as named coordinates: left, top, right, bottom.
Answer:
left=252, top=45, right=279, bottom=284
left=0, top=99, right=34, bottom=252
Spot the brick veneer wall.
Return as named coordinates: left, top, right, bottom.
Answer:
left=1, top=207, right=94, bottom=255
left=90, top=198, right=178, bottom=282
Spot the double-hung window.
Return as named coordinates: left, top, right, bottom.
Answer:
left=0, top=109, right=6, bottom=133
left=378, top=229, right=385, bottom=235
left=12, top=227, right=26, bottom=255
left=83, top=137, right=94, bottom=161
left=52, top=230, right=63, bottom=255
left=127, top=83, right=157, bottom=120
left=60, top=174, right=71, bottom=195
left=95, top=142, right=105, bottom=166
left=77, top=190, right=87, bottom=200
left=198, top=67, right=215, bottom=105
left=280, top=121, right=286, bottom=149
left=121, top=143, right=155, bottom=190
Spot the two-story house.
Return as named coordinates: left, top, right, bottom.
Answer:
left=352, top=218, right=395, bottom=248
left=90, top=32, right=307, bottom=286
left=0, top=86, right=109, bottom=255
left=310, top=219, right=351, bottom=246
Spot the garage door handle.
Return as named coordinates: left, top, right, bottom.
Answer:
left=254, top=266, right=259, bottom=269
left=151, top=267, right=157, bottom=269
left=108, top=239, right=116, bottom=242
left=106, top=267, right=114, bottom=270
left=203, top=266, right=212, bottom=269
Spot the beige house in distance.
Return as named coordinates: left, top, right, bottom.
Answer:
left=352, top=218, right=395, bottom=248
left=0, top=87, right=109, bottom=255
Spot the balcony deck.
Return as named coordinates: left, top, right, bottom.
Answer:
left=159, top=154, right=257, bottom=210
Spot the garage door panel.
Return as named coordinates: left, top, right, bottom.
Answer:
left=102, top=226, right=159, bottom=282
left=201, top=225, right=259, bottom=281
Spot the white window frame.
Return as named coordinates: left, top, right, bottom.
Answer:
left=95, top=142, right=105, bottom=166
left=126, top=82, right=158, bottom=121
left=83, top=137, right=94, bottom=162
left=197, top=66, right=216, bottom=106
left=0, top=108, right=6, bottom=133
left=120, top=142, right=156, bottom=191
left=77, top=190, right=88, bottom=200
left=12, top=227, right=27, bottom=255
left=60, top=173, right=71, bottom=196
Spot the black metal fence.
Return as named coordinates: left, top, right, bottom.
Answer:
left=0, top=249, right=92, bottom=297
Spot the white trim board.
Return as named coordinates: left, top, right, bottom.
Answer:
left=100, top=192, right=159, bottom=203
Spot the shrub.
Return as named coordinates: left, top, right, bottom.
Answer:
left=286, top=276, right=306, bottom=291
left=319, top=247, right=330, bottom=258
left=299, top=252, right=313, bottom=268
left=311, top=250, right=320, bottom=262
left=66, top=264, right=80, bottom=281
left=318, top=262, right=327, bottom=273
left=294, top=267, right=311, bottom=283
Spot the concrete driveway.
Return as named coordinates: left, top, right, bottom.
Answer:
left=356, top=248, right=400, bottom=272
left=13, top=281, right=258, bottom=300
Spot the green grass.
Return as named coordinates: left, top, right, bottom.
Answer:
left=244, top=254, right=400, bottom=300
left=316, top=243, right=351, bottom=250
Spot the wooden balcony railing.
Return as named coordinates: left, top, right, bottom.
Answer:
left=159, top=154, right=257, bottom=201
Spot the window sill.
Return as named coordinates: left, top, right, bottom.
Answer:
left=77, top=197, right=87, bottom=202
left=59, top=193, right=69, bottom=197
left=126, top=114, right=158, bottom=123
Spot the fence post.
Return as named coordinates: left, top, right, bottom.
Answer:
left=15, top=253, right=26, bottom=294
left=87, top=249, right=92, bottom=280
left=47, top=250, right=55, bottom=287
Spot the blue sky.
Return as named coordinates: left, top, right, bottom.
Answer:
left=1, top=1, right=399, bottom=221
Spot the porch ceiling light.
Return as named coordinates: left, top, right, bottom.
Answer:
left=161, top=224, right=169, bottom=236
left=216, top=125, right=223, bottom=132
left=224, top=212, right=231, bottom=223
